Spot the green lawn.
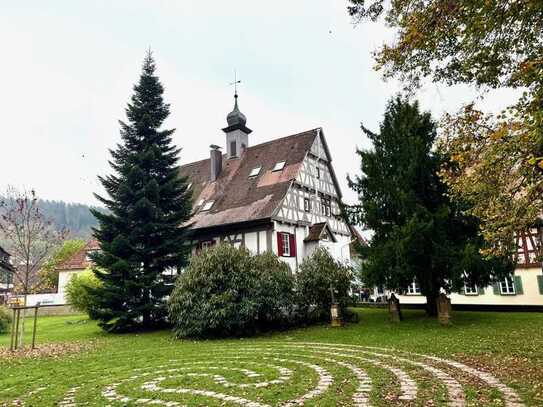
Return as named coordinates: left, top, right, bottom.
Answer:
left=0, top=308, right=542, bottom=406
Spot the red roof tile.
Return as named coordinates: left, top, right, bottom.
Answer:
left=179, top=129, right=318, bottom=231
left=56, top=239, right=100, bottom=271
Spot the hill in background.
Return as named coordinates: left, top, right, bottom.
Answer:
left=38, top=200, right=103, bottom=238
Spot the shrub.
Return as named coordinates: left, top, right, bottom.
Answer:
left=252, top=251, right=296, bottom=328
left=65, top=270, right=102, bottom=319
left=0, top=305, right=11, bottom=334
left=296, top=248, right=353, bottom=322
left=168, top=245, right=297, bottom=338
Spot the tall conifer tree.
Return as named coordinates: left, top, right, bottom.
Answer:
left=90, top=52, right=192, bottom=332
left=348, top=96, right=511, bottom=315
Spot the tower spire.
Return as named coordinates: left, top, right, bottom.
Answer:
left=223, top=70, right=252, bottom=159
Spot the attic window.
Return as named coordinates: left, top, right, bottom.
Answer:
left=272, top=161, right=286, bottom=172
left=187, top=183, right=192, bottom=190
left=197, top=199, right=205, bottom=207
left=201, top=200, right=214, bottom=211
left=249, top=166, right=262, bottom=177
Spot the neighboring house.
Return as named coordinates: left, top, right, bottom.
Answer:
left=179, top=93, right=353, bottom=270
left=54, top=239, right=100, bottom=304
left=0, top=245, right=14, bottom=303
left=358, top=227, right=543, bottom=307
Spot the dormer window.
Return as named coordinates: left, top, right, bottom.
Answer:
left=187, top=183, right=192, bottom=190
left=249, top=166, right=262, bottom=177
left=197, top=199, right=205, bottom=207
left=201, top=200, right=215, bottom=211
left=272, top=161, right=286, bottom=172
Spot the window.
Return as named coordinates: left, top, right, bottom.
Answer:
left=407, top=281, right=421, bottom=295
left=85, top=250, right=98, bottom=262
left=249, top=166, right=262, bottom=177
left=500, top=276, right=516, bottom=295
left=321, top=198, right=331, bottom=217
left=197, top=199, right=205, bottom=207
left=201, top=240, right=215, bottom=250
left=316, top=166, right=321, bottom=179
left=272, top=161, right=286, bottom=172
left=277, top=232, right=296, bottom=257
left=201, top=200, right=214, bottom=211
left=464, top=284, right=478, bottom=295
left=186, top=182, right=192, bottom=190
left=230, top=141, right=237, bottom=157
left=303, top=198, right=311, bottom=212
left=282, top=233, right=290, bottom=256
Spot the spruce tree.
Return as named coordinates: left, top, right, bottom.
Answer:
left=90, top=51, right=192, bottom=332
left=348, top=96, right=512, bottom=315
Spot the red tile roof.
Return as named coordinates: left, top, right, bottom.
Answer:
left=179, top=129, right=319, bottom=231
left=56, top=239, right=100, bottom=271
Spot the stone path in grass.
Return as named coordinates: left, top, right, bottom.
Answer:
left=8, top=342, right=526, bottom=406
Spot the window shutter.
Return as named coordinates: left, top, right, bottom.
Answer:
left=289, top=234, right=296, bottom=258
left=479, top=286, right=485, bottom=295
left=514, top=276, right=524, bottom=295
left=538, top=275, right=543, bottom=295
left=277, top=232, right=284, bottom=256
left=492, top=283, right=501, bottom=296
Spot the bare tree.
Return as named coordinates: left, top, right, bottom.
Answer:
left=0, top=187, right=66, bottom=346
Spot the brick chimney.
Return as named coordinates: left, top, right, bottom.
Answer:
left=210, top=145, right=222, bottom=182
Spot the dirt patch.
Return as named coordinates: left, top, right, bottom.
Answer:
left=0, top=340, right=99, bottom=361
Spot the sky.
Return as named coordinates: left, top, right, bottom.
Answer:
left=0, top=0, right=519, bottom=206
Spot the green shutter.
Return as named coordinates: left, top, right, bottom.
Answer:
left=492, top=283, right=501, bottom=295
left=514, top=276, right=524, bottom=295
left=538, top=275, right=543, bottom=295
left=479, top=286, right=485, bottom=295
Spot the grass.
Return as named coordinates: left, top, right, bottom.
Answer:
left=0, top=308, right=542, bottom=406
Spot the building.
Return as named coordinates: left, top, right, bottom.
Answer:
left=0, top=245, right=14, bottom=303
left=359, top=227, right=543, bottom=307
left=179, top=93, right=353, bottom=269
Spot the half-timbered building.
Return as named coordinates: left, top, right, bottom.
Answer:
left=179, top=94, right=353, bottom=270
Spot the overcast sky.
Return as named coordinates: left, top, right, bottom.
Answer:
left=0, top=1, right=518, bottom=206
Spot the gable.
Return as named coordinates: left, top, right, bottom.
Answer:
left=179, top=129, right=319, bottom=232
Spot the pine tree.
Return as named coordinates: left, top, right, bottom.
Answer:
left=348, top=96, right=512, bottom=315
left=90, top=51, right=192, bottom=332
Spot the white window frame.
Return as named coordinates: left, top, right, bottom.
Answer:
left=249, top=166, right=261, bottom=177
left=500, top=276, right=516, bottom=295
left=272, top=161, right=286, bottom=172
left=201, top=201, right=214, bottom=211
left=197, top=199, right=205, bottom=207
left=186, top=182, right=192, bottom=190
left=281, top=233, right=291, bottom=257
left=464, top=284, right=478, bottom=295
left=407, top=281, right=421, bottom=295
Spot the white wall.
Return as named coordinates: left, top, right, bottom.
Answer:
left=393, top=268, right=543, bottom=306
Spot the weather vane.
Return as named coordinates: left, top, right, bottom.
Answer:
left=229, top=70, right=241, bottom=97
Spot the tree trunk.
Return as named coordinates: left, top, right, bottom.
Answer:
left=425, top=295, right=437, bottom=316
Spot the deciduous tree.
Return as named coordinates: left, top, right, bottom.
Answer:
left=347, top=0, right=543, bottom=255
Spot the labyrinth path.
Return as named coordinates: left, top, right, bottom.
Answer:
left=8, top=342, right=525, bottom=406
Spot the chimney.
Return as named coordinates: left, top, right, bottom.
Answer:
left=210, top=145, right=222, bottom=182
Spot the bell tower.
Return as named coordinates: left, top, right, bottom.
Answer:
left=222, top=75, right=252, bottom=159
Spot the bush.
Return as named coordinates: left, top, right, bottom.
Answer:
left=169, top=245, right=296, bottom=338
left=0, top=305, right=11, bottom=334
left=252, top=251, right=296, bottom=328
left=65, top=270, right=102, bottom=319
left=296, top=248, right=353, bottom=322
